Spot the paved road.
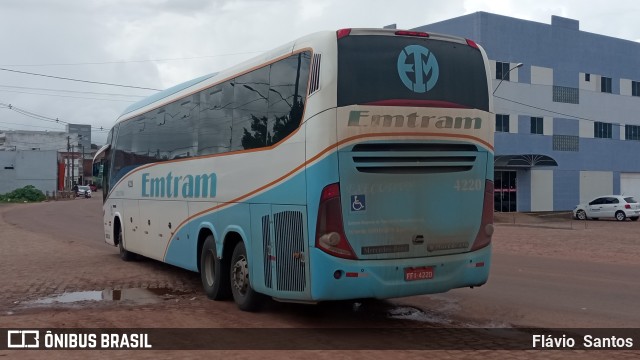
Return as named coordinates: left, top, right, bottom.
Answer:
left=3, top=195, right=640, bottom=329
left=407, top=251, right=640, bottom=328
left=1, top=196, right=639, bottom=358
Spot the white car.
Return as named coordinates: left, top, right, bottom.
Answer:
left=76, top=185, right=92, bottom=198
left=573, top=195, right=640, bottom=221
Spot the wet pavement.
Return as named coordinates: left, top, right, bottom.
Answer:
left=24, top=287, right=194, bottom=307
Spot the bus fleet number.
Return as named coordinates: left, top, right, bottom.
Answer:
left=453, top=179, right=482, bottom=192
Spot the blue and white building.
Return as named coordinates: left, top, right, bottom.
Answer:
left=415, top=12, right=640, bottom=211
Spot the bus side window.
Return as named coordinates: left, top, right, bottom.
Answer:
left=199, top=81, right=234, bottom=156
left=268, top=52, right=311, bottom=144
left=232, top=66, right=270, bottom=151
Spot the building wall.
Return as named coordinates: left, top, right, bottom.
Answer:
left=416, top=12, right=640, bottom=211
left=0, top=150, right=58, bottom=194
left=0, top=131, right=74, bottom=151
left=66, top=124, right=91, bottom=155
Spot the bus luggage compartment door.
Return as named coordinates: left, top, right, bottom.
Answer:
left=251, top=204, right=311, bottom=300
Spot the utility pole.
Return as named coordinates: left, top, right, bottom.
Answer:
left=66, top=136, right=71, bottom=190
left=80, top=144, right=85, bottom=185
left=71, top=144, right=75, bottom=188
left=77, top=135, right=82, bottom=185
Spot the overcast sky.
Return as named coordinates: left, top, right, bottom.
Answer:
left=0, top=0, right=638, bottom=145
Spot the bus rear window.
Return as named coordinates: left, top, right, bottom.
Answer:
left=337, top=35, right=489, bottom=111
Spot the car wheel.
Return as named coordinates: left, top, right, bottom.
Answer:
left=230, top=241, right=264, bottom=312
left=118, top=227, right=136, bottom=261
left=200, top=235, right=231, bottom=300
left=576, top=210, right=587, bottom=220
left=615, top=211, right=626, bottom=221
left=630, top=217, right=639, bottom=221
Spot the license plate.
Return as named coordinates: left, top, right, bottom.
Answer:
left=404, top=266, right=434, bottom=281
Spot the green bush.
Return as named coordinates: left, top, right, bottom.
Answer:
left=0, top=185, right=47, bottom=203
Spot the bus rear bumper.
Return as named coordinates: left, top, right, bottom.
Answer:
left=309, top=244, right=491, bottom=301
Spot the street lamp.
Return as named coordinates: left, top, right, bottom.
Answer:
left=493, top=63, right=523, bottom=95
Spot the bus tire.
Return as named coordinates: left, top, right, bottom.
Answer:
left=230, top=241, right=264, bottom=312
left=200, top=235, right=231, bottom=300
left=118, top=227, right=136, bottom=262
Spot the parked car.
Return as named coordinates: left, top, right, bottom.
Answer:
left=573, top=195, right=640, bottom=221
left=76, top=185, right=92, bottom=198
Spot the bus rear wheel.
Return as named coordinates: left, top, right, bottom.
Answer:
left=200, top=235, right=230, bottom=300
left=230, top=241, right=264, bottom=312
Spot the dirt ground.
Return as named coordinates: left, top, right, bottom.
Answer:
left=0, top=197, right=638, bottom=359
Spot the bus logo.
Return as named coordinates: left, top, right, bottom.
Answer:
left=397, top=45, right=439, bottom=93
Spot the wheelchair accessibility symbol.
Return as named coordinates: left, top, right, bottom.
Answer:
left=350, top=195, right=366, bottom=212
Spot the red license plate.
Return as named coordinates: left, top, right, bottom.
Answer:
left=404, top=266, right=434, bottom=281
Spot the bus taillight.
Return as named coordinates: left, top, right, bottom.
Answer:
left=316, top=183, right=357, bottom=259
left=466, top=39, right=480, bottom=50
left=336, top=29, right=352, bottom=39
left=471, top=180, right=494, bottom=251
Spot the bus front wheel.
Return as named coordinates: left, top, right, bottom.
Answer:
left=200, top=235, right=230, bottom=300
left=230, top=241, right=264, bottom=311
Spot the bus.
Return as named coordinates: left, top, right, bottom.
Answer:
left=93, top=28, right=494, bottom=311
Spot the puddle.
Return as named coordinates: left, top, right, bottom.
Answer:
left=26, top=287, right=191, bottom=307
left=388, top=306, right=453, bottom=325
left=387, top=304, right=512, bottom=328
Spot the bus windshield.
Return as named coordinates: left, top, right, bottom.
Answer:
left=337, top=34, right=489, bottom=111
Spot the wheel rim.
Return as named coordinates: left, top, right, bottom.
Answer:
left=204, top=250, right=215, bottom=287
left=232, top=255, right=249, bottom=295
left=617, top=212, right=625, bottom=221
left=577, top=211, right=586, bottom=220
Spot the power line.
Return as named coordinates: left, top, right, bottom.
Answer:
left=494, top=95, right=623, bottom=126
left=0, top=51, right=264, bottom=67
left=0, top=102, right=110, bottom=132
left=0, top=120, right=66, bottom=131
left=0, top=67, right=161, bottom=91
left=0, top=89, right=137, bottom=103
left=0, top=85, right=146, bottom=98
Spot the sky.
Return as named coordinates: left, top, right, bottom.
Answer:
left=0, top=0, right=638, bottom=146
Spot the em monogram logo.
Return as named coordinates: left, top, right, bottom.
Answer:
left=397, top=45, right=439, bottom=93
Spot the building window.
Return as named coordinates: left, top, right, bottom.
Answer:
left=601, top=77, right=612, bottom=93
left=496, top=62, right=510, bottom=81
left=531, top=117, right=544, bottom=134
left=632, top=81, right=640, bottom=97
left=552, top=85, right=579, bottom=104
left=626, top=124, right=640, bottom=141
left=585, top=73, right=590, bottom=82
left=496, top=114, right=510, bottom=132
left=553, top=135, right=579, bottom=151
left=594, top=121, right=613, bottom=139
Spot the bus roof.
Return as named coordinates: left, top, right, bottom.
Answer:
left=119, top=72, right=217, bottom=117
left=112, top=28, right=482, bottom=124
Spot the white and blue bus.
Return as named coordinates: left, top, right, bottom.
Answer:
left=93, top=28, right=494, bottom=311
